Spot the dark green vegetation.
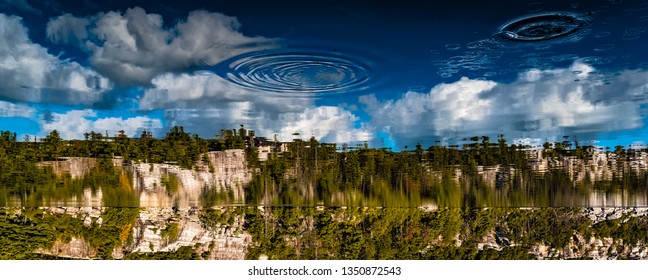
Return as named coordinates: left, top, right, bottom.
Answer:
left=2, top=128, right=648, bottom=207
left=2, top=207, right=648, bottom=260
left=123, top=246, right=201, bottom=260
left=242, top=207, right=648, bottom=260
left=0, top=208, right=138, bottom=259
left=0, top=127, right=253, bottom=206
left=243, top=207, right=588, bottom=260
left=244, top=135, right=648, bottom=207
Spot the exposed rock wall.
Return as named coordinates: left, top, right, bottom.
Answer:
left=37, top=150, right=251, bottom=207
left=35, top=207, right=103, bottom=259
left=36, top=207, right=250, bottom=260
left=25, top=207, right=648, bottom=260
left=130, top=150, right=250, bottom=207
left=130, top=207, right=250, bottom=260
left=529, top=235, right=648, bottom=260
left=36, top=157, right=98, bottom=178
left=38, top=238, right=98, bottom=259
left=474, top=207, right=648, bottom=260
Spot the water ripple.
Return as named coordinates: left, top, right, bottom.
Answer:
left=220, top=49, right=374, bottom=97
left=495, top=12, right=592, bottom=42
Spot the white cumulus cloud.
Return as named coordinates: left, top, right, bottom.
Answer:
left=141, top=71, right=370, bottom=143
left=46, top=7, right=279, bottom=86
left=267, top=106, right=372, bottom=143
left=46, top=13, right=91, bottom=45
left=0, top=14, right=111, bottom=104
left=364, top=62, right=648, bottom=146
left=40, top=109, right=163, bottom=139
left=0, top=100, right=35, bottom=118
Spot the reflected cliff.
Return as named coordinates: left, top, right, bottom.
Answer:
left=4, top=144, right=648, bottom=207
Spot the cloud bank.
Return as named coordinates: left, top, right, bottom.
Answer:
left=47, top=7, right=278, bottom=86
left=142, top=71, right=371, bottom=143
left=364, top=62, right=648, bottom=146
left=40, top=109, right=163, bottom=139
left=0, top=100, right=35, bottom=118
left=0, top=14, right=111, bottom=104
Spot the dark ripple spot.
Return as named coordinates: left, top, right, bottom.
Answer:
left=445, top=43, right=462, bottom=50
left=550, top=54, right=579, bottom=61
left=594, top=31, right=611, bottom=38
left=581, top=56, right=611, bottom=65
left=593, top=43, right=615, bottom=52
left=622, top=27, right=646, bottom=40
left=221, top=50, right=373, bottom=97
left=495, top=12, right=591, bottom=42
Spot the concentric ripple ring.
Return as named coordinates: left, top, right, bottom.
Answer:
left=223, top=50, right=373, bottom=97
left=496, top=12, right=591, bottom=42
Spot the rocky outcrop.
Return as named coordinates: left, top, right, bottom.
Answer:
left=35, top=150, right=251, bottom=207
left=474, top=207, right=648, bottom=259
left=24, top=207, right=648, bottom=260
left=36, top=207, right=250, bottom=260
left=130, top=207, right=250, bottom=260
left=44, top=206, right=103, bottom=225
left=130, top=150, right=250, bottom=207
left=36, top=157, right=98, bottom=178
left=35, top=207, right=103, bottom=259
left=584, top=207, right=648, bottom=222
left=38, top=238, right=98, bottom=259
left=529, top=234, right=648, bottom=260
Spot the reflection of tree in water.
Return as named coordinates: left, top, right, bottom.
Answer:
left=2, top=128, right=648, bottom=207
left=3, top=207, right=648, bottom=260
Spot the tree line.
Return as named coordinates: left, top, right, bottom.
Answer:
left=2, top=127, right=648, bottom=207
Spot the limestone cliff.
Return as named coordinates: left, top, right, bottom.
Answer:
left=25, top=207, right=648, bottom=260
left=129, top=207, right=249, bottom=259
left=130, top=150, right=250, bottom=207
left=36, top=157, right=98, bottom=179
left=37, top=150, right=251, bottom=207
left=35, top=207, right=249, bottom=260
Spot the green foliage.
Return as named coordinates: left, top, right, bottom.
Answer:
left=242, top=207, right=648, bottom=260
left=160, top=223, right=181, bottom=242
left=244, top=207, right=524, bottom=260
left=0, top=209, right=56, bottom=259
left=2, top=127, right=648, bottom=208
left=0, top=207, right=139, bottom=259
left=592, top=215, right=648, bottom=245
left=85, top=208, right=140, bottom=259
left=161, top=174, right=180, bottom=195
left=124, top=246, right=200, bottom=260
left=5, top=127, right=648, bottom=260
left=3, top=207, right=648, bottom=260
left=199, top=207, right=242, bottom=230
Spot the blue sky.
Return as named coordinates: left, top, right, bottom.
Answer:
left=1, top=0, right=647, bottom=150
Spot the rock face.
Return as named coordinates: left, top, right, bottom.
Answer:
left=26, top=207, right=648, bottom=260
left=37, top=157, right=98, bottom=179
left=31, top=148, right=648, bottom=208
left=36, top=207, right=250, bottom=260
left=39, top=238, right=98, bottom=259
left=37, top=150, right=251, bottom=207
left=130, top=207, right=250, bottom=260
left=35, top=207, right=103, bottom=259
left=526, top=149, right=648, bottom=184
left=130, top=150, right=250, bottom=207
left=476, top=207, right=648, bottom=260
left=529, top=235, right=648, bottom=260
left=584, top=207, right=648, bottom=223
